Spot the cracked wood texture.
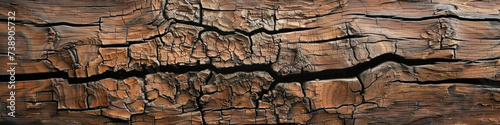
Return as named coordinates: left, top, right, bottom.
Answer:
left=1, top=0, right=500, bottom=124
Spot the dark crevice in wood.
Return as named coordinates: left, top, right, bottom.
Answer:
left=169, top=18, right=318, bottom=36
left=0, top=18, right=100, bottom=27
left=197, top=71, right=212, bottom=125
left=0, top=53, right=467, bottom=84
left=349, top=13, right=500, bottom=22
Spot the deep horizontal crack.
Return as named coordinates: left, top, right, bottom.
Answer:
left=349, top=13, right=500, bottom=22
left=170, top=18, right=318, bottom=36
left=260, top=53, right=467, bottom=99
left=0, top=18, right=100, bottom=27
left=0, top=53, right=468, bottom=84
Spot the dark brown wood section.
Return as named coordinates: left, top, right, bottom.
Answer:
left=0, top=0, right=500, bottom=124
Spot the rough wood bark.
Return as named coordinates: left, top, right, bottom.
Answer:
left=0, top=0, right=500, bottom=124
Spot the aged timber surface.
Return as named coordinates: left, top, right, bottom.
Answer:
left=0, top=0, right=500, bottom=124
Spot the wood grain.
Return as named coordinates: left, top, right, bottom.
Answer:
left=0, top=0, right=499, bottom=124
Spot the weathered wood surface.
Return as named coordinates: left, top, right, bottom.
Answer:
left=0, top=0, right=500, bottom=124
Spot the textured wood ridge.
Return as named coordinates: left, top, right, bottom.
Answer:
left=1, top=0, right=500, bottom=124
